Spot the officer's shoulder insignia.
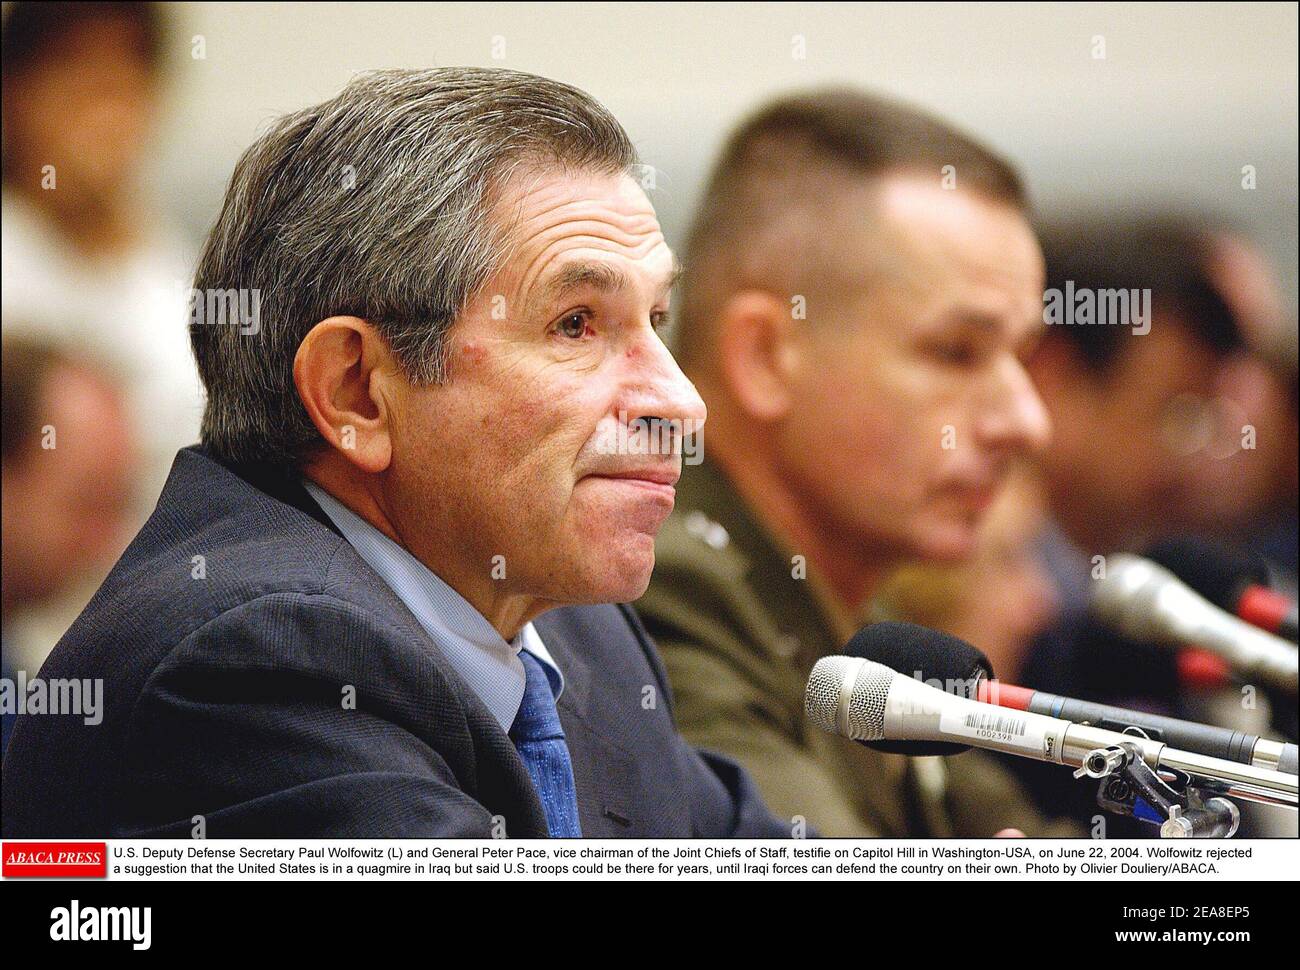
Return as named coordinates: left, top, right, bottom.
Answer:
left=684, top=510, right=730, bottom=550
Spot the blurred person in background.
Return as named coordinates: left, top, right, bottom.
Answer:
left=2, top=336, right=139, bottom=755
left=1179, top=232, right=1298, bottom=581
left=1021, top=216, right=1248, bottom=711
left=2, top=0, right=202, bottom=670
left=2, top=1, right=202, bottom=497
left=1013, top=216, right=1297, bottom=833
left=1174, top=232, right=1298, bottom=814
left=637, top=89, right=1077, bottom=837
left=1026, top=217, right=1244, bottom=564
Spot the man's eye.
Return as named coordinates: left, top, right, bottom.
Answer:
left=650, top=311, right=671, bottom=332
left=554, top=311, right=592, bottom=340
left=930, top=342, right=979, bottom=367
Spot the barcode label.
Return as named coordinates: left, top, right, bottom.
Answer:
left=962, top=712, right=1026, bottom=737
left=940, top=706, right=1051, bottom=755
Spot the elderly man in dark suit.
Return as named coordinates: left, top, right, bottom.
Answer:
left=1, top=67, right=788, bottom=839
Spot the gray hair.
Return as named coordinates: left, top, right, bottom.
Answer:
left=191, top=67, right=639, bottom=466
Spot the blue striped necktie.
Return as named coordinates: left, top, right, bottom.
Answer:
left=510, top=650, right=582, bottom=837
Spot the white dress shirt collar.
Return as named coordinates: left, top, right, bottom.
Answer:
left=302, top=480, right=563, bottom=730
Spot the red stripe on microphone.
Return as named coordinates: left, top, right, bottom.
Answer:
left=1178, top=648, right=1232, bottom=690
left=1238, top=585, right=1289, bottom=634
left=978, top=680, right=1035, bottom=710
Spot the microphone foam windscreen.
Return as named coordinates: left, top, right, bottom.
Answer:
left=840, top=621, right=992, bottom=756
left=843, top=620, right=994, bottom=685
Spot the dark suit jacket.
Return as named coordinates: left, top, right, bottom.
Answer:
left=1, top=446, right=788, bottom=838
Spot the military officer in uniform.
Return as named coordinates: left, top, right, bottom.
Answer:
left=637, top=89, right=1082, bottom=837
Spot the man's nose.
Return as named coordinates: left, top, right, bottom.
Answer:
left=977, top=359, right=1051, bottom=457
left=623, top=333, right=708, bottom=434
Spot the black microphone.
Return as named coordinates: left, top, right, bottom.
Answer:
left=840, top=621, right=992, bottom=756
left=1147, top=536, right=1298, bottom=643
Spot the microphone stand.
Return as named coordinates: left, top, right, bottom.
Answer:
left=1075, top=735, right=1241, bottom=838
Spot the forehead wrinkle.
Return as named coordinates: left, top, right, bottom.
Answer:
left=513, top=194, right=663, bottom=255
left=490, top=176, right=671, bottom=313
left=516, top=226, right=672, bottom=307
left=520, top=213, right=667, bottom=263
left=521, top=246, right=679, bottom=322
left=510, top=190, right=663, bottom=246
left=486, top=172, right=661, bottom=286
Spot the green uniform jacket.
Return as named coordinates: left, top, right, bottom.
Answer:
left=636, top=460, right=1081, bottom=838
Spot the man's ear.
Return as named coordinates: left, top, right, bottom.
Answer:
left=715, top=290, right=803, bottom=422
left=293, top=316, right=398, bottom=474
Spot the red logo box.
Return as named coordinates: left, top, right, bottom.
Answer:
left=2, top=842, right=107, bottom=878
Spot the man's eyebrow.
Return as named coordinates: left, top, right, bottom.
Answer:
left=952, top=309, right=1004, bottom=331
left=662, top=258, right=685, bottom=298
left=933, top=308, right=1045, bottom=349
left=532, top=257, right=684, bottom=310
left=544, top=261, right=630, bottom=300
left=930, top=308, right=1010, bottom=336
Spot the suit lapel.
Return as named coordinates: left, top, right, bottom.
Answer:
left=208, top=446, right=550, bottom=836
